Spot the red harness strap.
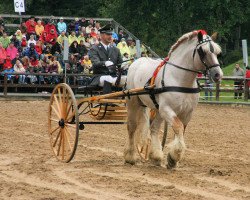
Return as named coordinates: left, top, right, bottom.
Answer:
left=150, top=56, right=169, bottom=86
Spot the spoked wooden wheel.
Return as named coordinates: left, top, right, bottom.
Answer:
left=48, top=83, right=79, bottom=162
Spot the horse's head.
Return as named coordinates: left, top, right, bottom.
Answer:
left=193, top=30, right=223, bottom=83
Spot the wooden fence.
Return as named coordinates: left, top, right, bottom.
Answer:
left=0, top=72, right=249, bottom=101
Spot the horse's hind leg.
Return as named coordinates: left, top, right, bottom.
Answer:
left=124, top=96, right=149, bottom=165
left=149, top=110, right=164, bottom=166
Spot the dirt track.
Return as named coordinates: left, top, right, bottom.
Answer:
left=0, top=100, right=249, bottom=200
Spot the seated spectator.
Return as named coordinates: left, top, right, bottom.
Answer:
left=140, top=44, right=147, bottom=54
left=141, top=51, right=147, bottom=57
left=27, top=34, right=36, bottom=47
left=35, top=40, right=43, bottom=56
left=88, top=18, right=96, bottom=27
left=117, top=40, right=130, bottom=57
left=26, top=67, right=37, bottom=84
left=57, top=17, right=67, bottom=34
left=84, top=37, right=91, bottom=50
left=77, top=32, right=85, bottom=44
left=21, top=36, right=28, bottom=49
left=25, top=16, right=37, bottom=39
left=95, top=22, right=101, bottom=34
left=67, top=21, right=75, bottom=33
left=89, top=36, right=99, bottom=46
left=23, top=43, right=39, bottom=59
left=0, top=42, right=7, bottom=70
left=57, top=31, right=68, bottom=45
left=43, top=45, right=52, bottom=57
left=129, top=41, right=136, bottom=58
left=39, top=31, right=47, bottom=44
left=121, top=52, right=130, bottom=70
left=35, top=20, right=44, bottom=37
left=51, top=42, right=62, bottom=55
left=11, top=52, right=21, bottom=65
left=15, top=30, right=23, bottom=41
left=0, top=32, right=10, bottom=48
left=68, top=31, right=78, bottom=45
left=2, top=55, right=14, bottom=81
left=10, top=34, right=21, bottom=48
left=112, top=32, right=118, bottom=43
left=48, top=57, right=60, bottom=84
left=45, top=29, right=58, bottom=45
left=90, top=28, right=97, bottom=38
left=79, top=18, right=88, bottom=28
left=21, top=56, right=30, bottom=70
left=78, top=40, right=88, bottom=57
left=44, top=19, right=56, bottom=34
left=86, top=24, right=93, bottom=34
left=29, top=55, right=41, bottom=72
left=74, top=18, right=80, bottom=34
left=69, top=40, right=79, bottom=57
left=80, top=55, right=92, bottom=74
left=6, top=42, right=18, bottom=61
left=14, top=60, right=26, bottom=84
left=20, top=22, right=27, bottom=36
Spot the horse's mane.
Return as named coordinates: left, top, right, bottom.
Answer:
left=167, top=30, right=221, bottom=57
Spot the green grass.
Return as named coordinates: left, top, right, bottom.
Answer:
left=222, top=56, right=250, bottom=76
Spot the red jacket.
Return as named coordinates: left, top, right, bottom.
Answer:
left=246, top=70, right=250, bottom=87
left=45, top=32, right=58, bottom=45
left=39, top=31, right=47, bottom=43
left=3, top=58, right=13, bottom=70
left=35, top=45, right=43, bottom=55
left=25, top=19, right=37, bottom=34
left=44, top=24, right=56, bottom=34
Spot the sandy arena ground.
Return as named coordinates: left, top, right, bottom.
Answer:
left=0, top=100, right=249, bottom=200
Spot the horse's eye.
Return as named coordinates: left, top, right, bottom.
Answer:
left=217, top=53, right=222, bottom=59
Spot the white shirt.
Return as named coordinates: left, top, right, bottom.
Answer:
left=100, top=42, right=110, bottom=51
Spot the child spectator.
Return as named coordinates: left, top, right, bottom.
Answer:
left=90, top=28, right=97, bottom=38
left=57, top=17, right=67, bottom=34
left=35, top=20, right=44, bottom=37
left=0, top=32, right=10, bottom=48
left=14, top=60, right=26, bottom=84
left=6, top=42, right=18, bottom=61
left=81, top=55, right=92, bottom=74
left=27, top=34, right=36, bottom=47
left=21, top=36, right=27, bottom=49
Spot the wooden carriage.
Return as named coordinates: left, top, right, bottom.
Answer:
left=48, top=83, right=167, bottom=162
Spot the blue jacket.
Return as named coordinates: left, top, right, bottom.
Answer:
left=57, top=22, right=67, bottom=33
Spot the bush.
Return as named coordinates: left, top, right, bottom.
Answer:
left=223, top=50, right=242, bottom=66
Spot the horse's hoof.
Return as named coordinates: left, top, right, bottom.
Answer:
left=167, top=153, right=177, bottom=169
left=124, top=150, right=136, bottom=165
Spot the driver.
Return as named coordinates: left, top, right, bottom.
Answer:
left=89, top=24, right=125, bottom=93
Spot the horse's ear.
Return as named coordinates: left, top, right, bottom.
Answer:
left=211, top=32, right=218, bottom=41
left=197, top=31, right=203, bottom=42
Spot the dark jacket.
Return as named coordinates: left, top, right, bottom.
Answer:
left=89, top=43, right=122, bottom=75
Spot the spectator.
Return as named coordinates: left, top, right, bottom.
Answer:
left=15, top=30, right=23, bottom=41
left=117, top=38, right=126, bottom=49
left=57, top=31, right=68, bottom=45
left=35, top=40, right=43, bottom=56
left=20, top=22, right=27, bottom=36
left=6, top=42, right=18, bottom=61
left=0, top=42, right=7, bottom=70
left=35, top=20, right=44, bottom=37
left=44, top=19, right=56, bottom=34
left=121, top=52, right=130, bottom=70
left=245, top=66, right=250, bottom=99
left=80, top=55, right=92, bottom=74
left=39, top=31, right=47, bottom=43
left=27, top=34, right=36, bottom=47
left=233, top=63, right=244, bottom=99
left=68, top=31, right=78, bottom=45
left=45, top=29, right=58, bottom=45
left=79, top=18, right=88, bottom=28
left=21, top=56, right=30, bottom=70
left=2, top=55, right=14, bottom=81
left=57, top=17, right=67, bottom=34
left=88, top=18, right=96, bottom=27
left=11, top=52, right=21, bottom=65
left=74, top=18, right=80, bottom=34
left=117, top=40, right=130, bottom=57
left=23, top=43, right=39, bottom=59
left=48, top=57, right=60, bottom=84
left=67, top=21, right=75, bottom=33
left=126, top=37, right=133, bottom=47
left=25, top=16, right=37, bottom=39
left=0, top=32, right=10, bottom=48
left=112, top=32, right=118, bottom=43
left=78, top=40, right=88, bottom=57
left=129, top=41, right=136, bottom=58
left=51, top=42, right=61, bottom=55
left=77, top=31, right=85, bottom=44
left=10, top=34, right=20, bottom=48
left=86, top=24, right=93, bottom=35
left=84, top=37, right=91, bottom=50
left=141, top=52, right=147, bottom=57
left=13, top=60, right=26, bottom=84
left=21, top=36, right=27, bottom=49
left=90, top=28, right=97, bottom=38
left=140, top=44, right=147, bottom=54
left=69, top=40, right=79, bottom=56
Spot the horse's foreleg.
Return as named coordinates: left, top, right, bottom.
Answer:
left=167, top=116, right=186, bottom=169
left=149, top=111, right=164, bottom=166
